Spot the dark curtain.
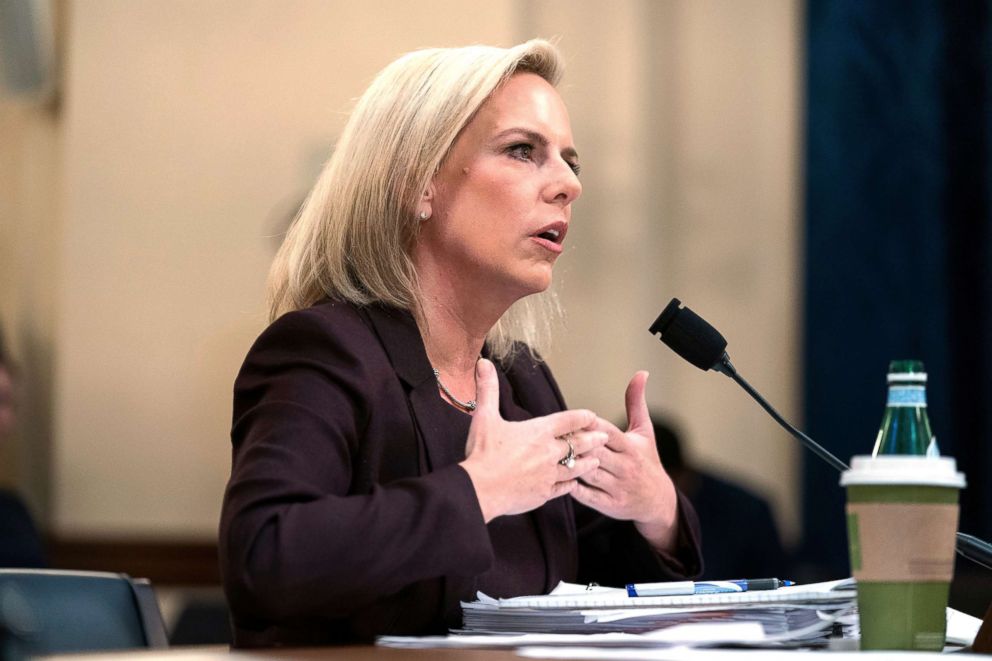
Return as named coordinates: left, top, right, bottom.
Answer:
left=802, top=0, right=992, bottom=601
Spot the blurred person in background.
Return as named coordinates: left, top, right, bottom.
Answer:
left=0, top=327, right=47, bottom=568
left=220, top=40, right=702, bottom=647
left=652, top=414, right=789, bottom=580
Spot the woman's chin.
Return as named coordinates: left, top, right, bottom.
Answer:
left=515, top=268, right=553, bottom=297
left=516, top=285, right=552, bottom=307
left=481, top=264, right=554, bottom=305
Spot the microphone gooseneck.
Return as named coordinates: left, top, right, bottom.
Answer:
left=719, top=358, right=850, bottom=473
left=650, top=297, right=992, bottom=571
left=649, top=299, right=847, bottom=472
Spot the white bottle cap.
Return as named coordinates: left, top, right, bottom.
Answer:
left=887, top=372, right=927, bottom=383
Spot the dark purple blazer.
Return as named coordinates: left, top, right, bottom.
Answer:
left=219, top=301, right=702, bottom=647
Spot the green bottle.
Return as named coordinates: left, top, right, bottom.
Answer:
left=872, top=359, right=940, bottom=457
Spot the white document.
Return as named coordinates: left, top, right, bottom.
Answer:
left=459, top=578, right=856, bottom=640
left=946, top=606, right=982, bottom=646
left=377, top=580, right=980, bottom=653
left=517, top=647, right=950, bottom=660
left=493, top=578, right=855, bottom=610
left=377, top=622, right=766, bottom=650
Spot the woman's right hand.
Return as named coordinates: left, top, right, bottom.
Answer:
left=459, top=358, right=606, bottom=522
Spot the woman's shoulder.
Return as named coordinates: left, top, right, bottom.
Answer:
left=252, top=299, right=377, bottom=353
left=0, top=488, right=31, bottom=516
left=236, top=300, right=385, bottom=383
left=232, top=301, right=396, bottom=414
left=267, top=298, right=369, bottom=336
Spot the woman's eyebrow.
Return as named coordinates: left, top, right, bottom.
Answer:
left=493, top=127, right=579, bottom=162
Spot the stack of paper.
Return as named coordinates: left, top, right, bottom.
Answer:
left=378, top=581, right=984, bottom=652
left=457, top=579, right=857, bottom=646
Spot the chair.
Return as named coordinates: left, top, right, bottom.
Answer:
left=0, top=569, right=168, bottom=656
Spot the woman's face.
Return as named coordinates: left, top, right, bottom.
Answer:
left=420, top=72, right=582, bottom=305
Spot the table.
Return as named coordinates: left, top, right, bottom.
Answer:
left=39, top=645, right=965, bottom=660
left=41, top=647, right=522, bottom=661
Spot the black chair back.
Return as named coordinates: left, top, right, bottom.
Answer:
left=0, top=569, right=168, bottom=656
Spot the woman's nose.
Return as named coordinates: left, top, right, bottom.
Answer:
left=547, top=159, right=582, bottom=206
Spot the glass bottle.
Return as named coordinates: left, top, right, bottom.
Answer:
left=872, top=359, right=940, bottom=457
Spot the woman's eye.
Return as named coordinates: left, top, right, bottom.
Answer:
left=568, top=161, right=581, bottom=176
left=507, top=143, right=534, bottom=161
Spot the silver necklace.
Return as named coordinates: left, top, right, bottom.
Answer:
left=432, top=367, right=477, bottom=412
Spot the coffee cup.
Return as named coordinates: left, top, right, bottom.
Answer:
left=841, top=455, right=965, bottom=650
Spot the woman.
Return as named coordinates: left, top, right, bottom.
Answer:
left=0, top=328, right=47, bottom=569
left=220, top=39, right=701, bottom=647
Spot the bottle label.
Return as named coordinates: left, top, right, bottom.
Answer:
left=887, top=385, right=927, bottom=407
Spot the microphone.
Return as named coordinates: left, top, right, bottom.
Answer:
left=650, top=299, right=729, bottom=373
left=650, top=297, right=992, bottom=570
left=650, top=298, right=847, bottom=471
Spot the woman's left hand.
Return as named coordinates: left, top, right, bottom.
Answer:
left=570, top=371, right=680, bottom=553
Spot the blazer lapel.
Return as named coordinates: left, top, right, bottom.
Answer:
left=364, top=307, right=573, bottom=589
left=494, top=362, right=575, bottom=591
left=363, top=305, right=467, bottom=473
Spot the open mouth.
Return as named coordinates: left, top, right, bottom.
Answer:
left=533, top=222, right=567, bottom=245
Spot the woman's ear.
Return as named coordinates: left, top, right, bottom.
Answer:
left=419, top=183, right=435, bottom=221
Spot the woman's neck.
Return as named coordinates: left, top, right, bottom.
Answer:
left=414, top=250, right=518, bottom=369
left=417, top=292, right=492, bottom=376
left=416, top=295, right=493, bottom=411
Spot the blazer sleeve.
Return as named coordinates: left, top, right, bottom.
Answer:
left=575, top=491, right=703, bottom=586
left=219, top=307, right=493, bottom=624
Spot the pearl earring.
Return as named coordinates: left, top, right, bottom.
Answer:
left=419, top=210, right=430, bottom=220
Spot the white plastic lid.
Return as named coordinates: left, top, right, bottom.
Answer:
left=840, top=455, right=966, bottom=488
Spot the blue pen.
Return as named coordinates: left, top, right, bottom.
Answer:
left=626, top=578, right=795, bottom=597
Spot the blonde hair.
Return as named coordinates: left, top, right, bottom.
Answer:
left=267, top=39, right=565, bottom=362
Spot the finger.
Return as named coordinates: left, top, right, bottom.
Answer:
left=567, top=430, right=609, bottom=455
left=589, top=416, right=622, bottom=436
left=579, top=466, right=618, bottom=492
left=473, top=358, right=501, bottom=420
left=544, top=408, right=597, bottom=438
left=570, top=481, right=612, bottom=512
left=586, top=445, right=622, bottom=478
left=590, top=416, right=629, bottom=452
left=550, top=479, right=577, bottom=499
left=625, top=371, right=651, bottom=434
left=555, top=456, right=599, bottom=482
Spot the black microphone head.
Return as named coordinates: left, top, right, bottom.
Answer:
left=649, top=298, right=728, bottom=371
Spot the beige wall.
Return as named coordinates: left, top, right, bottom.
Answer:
left=52, top=0, right=518, bottom=537
left=0, top=99, right=61, bottom=516
left=532, top=0, right=803, bottom=543
left=1, top=0, right=801, bottom=544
